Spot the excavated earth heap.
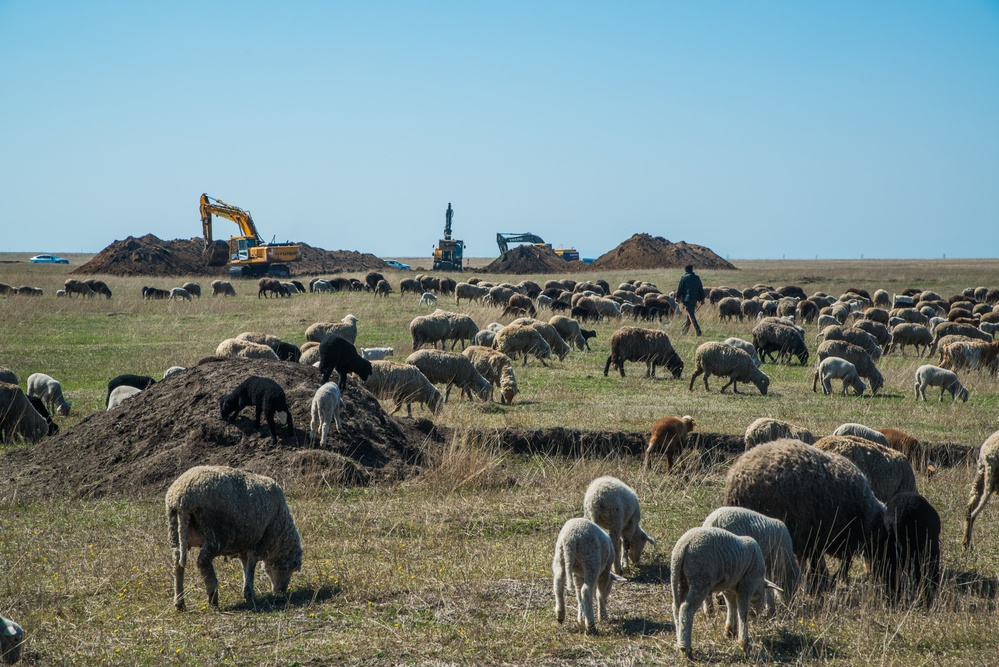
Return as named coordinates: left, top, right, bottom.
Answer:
left=590, top=233, right=738, bottom=271
left=483, top=244, right=588, bottom=274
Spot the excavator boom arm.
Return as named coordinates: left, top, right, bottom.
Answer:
left=200, top=193, right=262, bottom=245
left=496, top=232, right=547, bottom=254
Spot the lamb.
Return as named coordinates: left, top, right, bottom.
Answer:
left=419, top=292, right=438, bottom=307
left=645, top=415, right=696, bottom=470
left=361, top=347, right=395, bottom=361
left=722, top=337, right=761, bottom=366
left=211, top=279, right=236, bottom=297
left=743, top=417, right=814, bottom=450
left=914, top=364, right=969, bottom=402
left=215, top=339, right=280, bottom=361
left=816, top=340, right=884, bottom=394
left=170, top=287, right=193, bottom=301
left=603, top=326, right=683, bottom=378
left=305, top=314, right=359, bottom=345
left=107, top=385, right=143, bottom=409
left=0, top=382, right=48, bottom=443
left=219, top=376, right=294, bottom=445
left=888, top=323, right=934, bottom=356
left=751, top=319, right=809, bottom=365
left=814, top=435, right=917, bottom=503
left=363, top=360, right=443, bottom=416
left=688, top=342, right=770, bottom=395
left=582, top=476, right=656, bottom=575
left=963, top=429, right=999, bottom=548
left=405, top=350, right=491, bottom=402
left=831, top=422, right=892, bottom=447
left=166, top=465, right=302, bottom=610
left=26, top=372, right=72, bottom=416
left=0, top=614, right=24, bottom=665
left=701, top=507, right=800, bottom=615
left=105, top=373, right=157, bottom=405
left=462, top=345, right=519, bottom=404
left=309, top=382, right=346, bottom=446
left=408, top=313, right=451, bottom=350
left=884, top=492, right=941, bottom=607
left=182, top=282, right=201, bottom=298
left=811, top=357, right=867, bottom=396
left=257, top=278, right=290, bottom=298
left=552, top=517, right=624, bottom=634
left=724, top=439, right=888, bottom=590
left=493, top=324, right=552, bottom=367
left=318, top=335, right=373, bottom=391
left=671, top=527, right=777, bottom=659
left=312, top=279, right=334, bottom=294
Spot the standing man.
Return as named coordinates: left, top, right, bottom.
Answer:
left=677, top=264, right=705, bottom=336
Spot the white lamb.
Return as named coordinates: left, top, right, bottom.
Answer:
left=26, top=372, right=72, bottom=416
left=170, top=287, right=192, bottom=301
left=813, top=357, right=867, bottom=396
left=309, top=382, right=346, bottom=446
left=914, top=364, right=969, bottom=402
left=107, top=385, right=142, bottom=410
left=361, top=347, right=395, bottom=361
left=582, top=476, right=656, bottom=575
left=552, top=517, right=625, bottom=634
left=419, top=292, right=438, bottom=307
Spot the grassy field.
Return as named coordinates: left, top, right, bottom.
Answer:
left=2, top=255, right=999, bottom=665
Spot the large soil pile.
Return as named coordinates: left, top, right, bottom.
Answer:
left=483, top=245, right=588, bottom=274
left=590, top=234, right=737, bottom=271
left=73, top=234, right=387, bottom=277
left=0, top=359, right=426, bottom=500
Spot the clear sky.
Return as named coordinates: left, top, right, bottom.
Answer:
left=1, top=1, right=997, bottom=260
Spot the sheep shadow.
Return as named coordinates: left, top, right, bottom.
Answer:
left=226, top=583, right=341, bottom=613
left=615, top=616, right=673, bottom=637
left=947, top=566, right=999, bottom=603
left=761, top=628, right=839, bottom=662
left=628, top=559, right=670, bottom=585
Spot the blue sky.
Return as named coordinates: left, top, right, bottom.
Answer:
left=1, top=1, right=996, bottom=259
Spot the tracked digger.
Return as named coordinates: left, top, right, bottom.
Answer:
left=200, top=193, right=301, bottom=278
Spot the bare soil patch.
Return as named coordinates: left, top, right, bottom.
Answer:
left=590, top=233, right=738, bottom=271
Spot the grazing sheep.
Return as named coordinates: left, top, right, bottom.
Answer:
left=888, top=323, right=934, bottom=356
left=603, top=326, right=683, bottom=379
left=26, top=372, right=72, bottom=416
left=107, top=385, right=142, bottom=409
left=211, top=279, right=236, bottom=297
left=831, top=422, right=891, bottom=447
left=64, top=279, right=96, bottom=298
left=182, top=282, right=201, bottom=298
left=506, top=293, right=537, bottom=318
left=454, top=282, right=490, bottom=305
left=235, top=331, right=282, bottom=349
left=374, top=279, right=392, bottom=297
left=219, top=376, right=294, bottom=445
left=751, top=320, right=809, bottom=365
left=724, top=439, right=888, bottom=590
left=312, top=279, right=334, bottom=294
left=408, top=312, right=451, bottom=350
left=645, top=415, right=696, bottom=470
left=930, top=321, right=992, bottom=354
left=309, top=382, right=346, bottom=446
left=305, top=314, right=359, bottom=345
left=940, top=340, right=999, bottom=374
left=964, top=430, right=999, bottom=548
left=671, top=527, right=776, bottom=659
left=688, top=343, right=770, bottom=395
left=26, top=395, right=58, bottom=436
left=702, top=507, right=800, bottom=615
left=549, top=315, right=587, bottom=352
left=166, top=465, right=302, bottom=610
left=364, top=271, right=384, bottom=291
left=722, top=337, right=761, bottom=367
left=318, top=335, right=373, bottom=391
left=914, top=364, right=969, bottom=402
left=105, top=374, right=157, bottom=405
left=419, top=292, right=438, bottom=307
left=298, top=347, right=320, bottom=366
left=473, top=329, right=496, bottom=347
left=878, top=428, right=921, bottom=463
left=854, top=319, right=893, bottom=348
left=582, top=476, right=656, bottom=575
left=163, top=366, right=186, bottom=379
left=405, top=350, right=491, bottom=402
left=717, top=296, right=744, bottom=322
left=512, top=319, right=569, bottom=361
left=821, top=326, right=883, bottom=361
left=462, top=345, right=519, bottom=404
left=0, top=615, right=24, bottom=665
left=811, top=357, right=867, bottom=396
left=814, top=435, right=917, bottom=503
left=744, top=418, right=814, bottom=450
left=493, top=324, right=552, bottom=367
left=816, top=340, right=884, bottom=394
left=884, top=492, right=941, bottom=607
left=216, top=339, right=280, bottom=361
left=438, top=310, right=480, bottom=350
left=15, top=286, right=43, bottom=296
left=0, top=382, right=48, bottom=443
left=363, top=360, right=443, bottom=416
left=361, top=347, right=395, bottom=361
left=257, top=278, right=290, bottom=298
left=552, top=518, right=624, bottom=634
left=170, top=287, right=193, bottom=301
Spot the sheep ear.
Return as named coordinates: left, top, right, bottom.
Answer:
left=764, top=579, right=783, bottom=592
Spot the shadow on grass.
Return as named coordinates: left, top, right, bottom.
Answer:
left=616, top=615, right=673, bottom=636
left=628, top=559, right=670, bottom=585
left=762, top=628, right=839, bottom=662
left=226, top=583, right=342, bottom=612
left=948, top=566, right=999, bottom=600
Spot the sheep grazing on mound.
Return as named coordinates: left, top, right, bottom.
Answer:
left=645, top=415, right=696, bottom=470
left=722, top=337, right=761, bottom=366
left=405, top=350, right=491, bottom=402
left=235, top=331, right=282, bottom=349
left=671, top=527, right=778, bottom=659
left=216, top=339, right=280, bottom=361
left=549, top=315, right=586, bottom=352
left=219, top=376, right=294, bottom=445
left=552, top=517, right=625, bottom=634
left=963, top=429, right=999, bottom=548
left=914, top=364, right=969, bottom=402
left=814, top=435, right=917, bottom=504
left=26, top=372, right=72, bottom=416
left=724, top=439, right=888, bottom=590
left=210, top=279, right=236, bottom=297
left=582, top=476, right=656, bottom=574
left=462, top=345, right=519, bottom=404
left=688, top=343, right=770, bottom=395
left=493, top=324, right=552, bottom=367
left=816, top=340, right=884, bottom=395
left=831, top=422, right=891, bottom=447
left=318, top=335, right=373, bottom=392
left=888, top=323, right=934, bottom=356
left=105, top=374, right=157, bottom=406
left=751, top=320, right=809, bottom=365
left=603, top=326, right=683, bottom=379
left=163, top=366, right=186, bottom=379
left=701, top=507, right=799, bottom=615
left=166, top=465, right=302, bottom=610
left=309, top=382, right=346, bottom=446
left=363, top=360, right=442, bottom=416
left=811, top=357, right=866, bottom=396
left=0, top=382, right=48, bottom=443
left=305, top=314, right=359, bottom=345
left=0, top=614, right=24, bottom=665
left=107, top=385, right=143, bottom=410
left=744, top=417, right=814, bottom=450
left=884, top=492, right=941, bottom=607
left=409, top=312, right=451, bottom=350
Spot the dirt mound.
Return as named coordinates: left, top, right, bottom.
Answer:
left=483, top=245, right=587, bottom=274
left=590, top=234, right=737, bottom=271
left=0, top=359, right=425, bottom=500
left=73, top=235, right=387, bottom=277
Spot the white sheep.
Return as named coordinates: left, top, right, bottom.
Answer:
left=552, top=517, right=625, bottom=633
left=363, top=360, right=442, bottom=416
left=309, top=382, right=346, bottom=446
left=813, top=357, right=867, bottom=396
left=361, top=347, right=395, bottom=361
left=170, top=287, right=192, bottom=301
left=831, top=422, right=891, bottom=447
left=405, top=349, right=491, bottom=402
left=107, top=385, right=142, bottom=410
left=914, top=364, right=969, bottom=402
left=671, top=526, right=778, bottom=659
left=305, top=314, right=359, bottom=345
left=419, top=292, right=438, bottom=307
left=215, top=338, right=281, bottom=361
left=688, top=343, right=770, bottom=395
left=26, top=372, right=72, bottom=416
left=722, top=337, right=761, bottom=367
left=582, top=476, right=656, bottom=575
left=163, top=366, right=186, bottom=379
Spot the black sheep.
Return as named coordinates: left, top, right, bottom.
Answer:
left=273, top=341, right=302, bottom=363
left=883, top=492, right=941, bottom=607
left=580, top=328, right=597, bottom=351
left=106, top=374, right=157, bottom=406
left=219, top=376, right=293, bottom=445
left=318, top=335, right=373, bottom=391
left=27, top=395, right=58, bottom=436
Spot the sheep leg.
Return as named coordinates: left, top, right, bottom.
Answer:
left=553, top=563, right=566, bottom=624
left=285, top=410, right=294, bottom=437
left=333, top=405, right=343, bottom=433
left=239, top=552, right=258, bottom=605
left=720, top=377, right=734, bottom=394
left=596, top=570, right=614, bottom=621
left=610, top=529, right=623, bottom=575
left=940, top=386, right=946, bottom=402
left=676, top=584, right=706, bottom=658
left=172, top=551, right=187, bottom=611
left=443, top=383, right=453, bottom=403
left=264, top=410, right=279, bottom=445
left=735, top=587, right=752, bottom=653
left=197, top=545, right=221, bottom=607
left=964, top=465, right=992, bottom=547
left=687, top=369, right=702, bottom=391
left=579, top=575, right=598, bottom=633
left=721, top=589, right=738, bottom=638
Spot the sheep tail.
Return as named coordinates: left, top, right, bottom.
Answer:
left=176, top=511, right=191, bottom=568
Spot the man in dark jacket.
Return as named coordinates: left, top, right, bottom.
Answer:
left=677, top=264, right=705, bottom=335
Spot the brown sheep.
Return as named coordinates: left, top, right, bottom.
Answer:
left=646, top=415, right=696, bottom=470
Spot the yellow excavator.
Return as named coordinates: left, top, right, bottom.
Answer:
left=200, top=193, right=301, bottom=278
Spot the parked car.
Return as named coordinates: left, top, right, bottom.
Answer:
left=384, top=259, right=411, bottom=270
left=29, top=254, right=69, bottom=264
